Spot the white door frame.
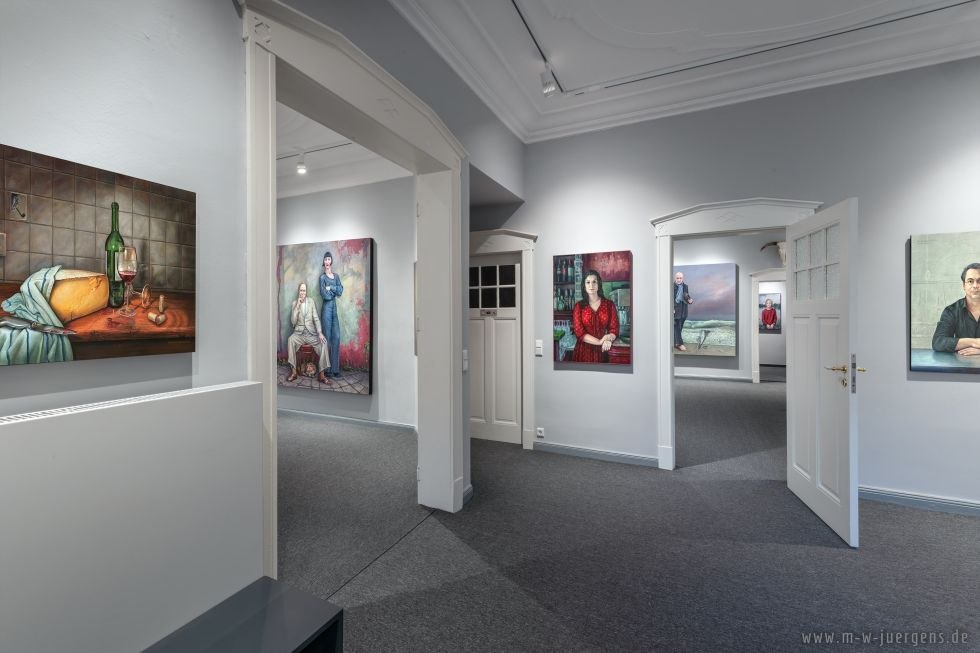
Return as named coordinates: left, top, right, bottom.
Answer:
left=244, top=1, right=467, bottom=576
left=750, top=268, right=787, bottom=383
left=470, top=230, right=537, bottom=449
left=650, top=198, right=821, bottom=469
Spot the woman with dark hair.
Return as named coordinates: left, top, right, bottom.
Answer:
left=318, top=251, right=344, bottom=377
left=571, top=269, right=619, bottom=363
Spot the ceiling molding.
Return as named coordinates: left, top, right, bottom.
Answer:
left=652, top=198, right=822, bottom=238
left=389, top=0, right=531, bottom=140
left=391, top=0, right=980, bottom=144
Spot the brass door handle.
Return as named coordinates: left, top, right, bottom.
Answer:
left=824, top=365, right=848, bottom=373
left=856, top=367, right=867, bottom=372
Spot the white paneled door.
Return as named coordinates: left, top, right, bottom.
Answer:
left=786, top=198, right=859, bottom=547
left=469, top=254, right=522, bottom=444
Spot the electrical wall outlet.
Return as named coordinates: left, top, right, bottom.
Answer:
left=535, top=427, right=544, bottom=438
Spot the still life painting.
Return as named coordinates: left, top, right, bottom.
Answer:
left=1, top=144, right=195, bottom=366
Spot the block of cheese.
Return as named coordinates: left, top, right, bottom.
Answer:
left=48, top=269, right=109, bottom=322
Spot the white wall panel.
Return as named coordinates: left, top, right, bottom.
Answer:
left=513, top=57, right=980, bottom=502
left=0, top=0, right=246, bottom=416
left=0, top=383, right=264, bottom=653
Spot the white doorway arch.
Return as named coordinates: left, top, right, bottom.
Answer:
left=244, top=1, right=467, bottom=575
left=750, top=267, right=787, bottom=383
left=650, top=198, right=820, bottom=470
left=470, top=229, right=538, bottom=450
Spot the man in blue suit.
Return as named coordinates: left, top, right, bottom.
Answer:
left=673, top=271, right=694, bottom=352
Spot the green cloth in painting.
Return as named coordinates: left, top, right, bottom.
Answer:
left=0, top=266, right=74, bottom=365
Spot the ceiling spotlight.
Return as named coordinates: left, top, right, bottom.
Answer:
left=541, top=69, right=558, bottom=97
left=296, top=154, right=307, bottom=175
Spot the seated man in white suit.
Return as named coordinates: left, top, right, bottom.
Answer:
left=287, top=282, right=330, bottom=385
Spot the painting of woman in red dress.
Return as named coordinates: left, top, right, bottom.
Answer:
left=571, top=269, right=619, bottom=363
left=758, top=293, right=781, bottom=334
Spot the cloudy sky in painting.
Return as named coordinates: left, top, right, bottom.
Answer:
left=674, top=263, right=736, bottom=320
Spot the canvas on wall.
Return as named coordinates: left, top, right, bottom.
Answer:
left=277, top=238, right=373, bottom=393
left=672, top=263, right=737, bottom=357
left=0, top=144, right=196, bottom=366
left=759, top=292, right=782, bottom=334
left=909, top=230, right=980, bottom=374
left=553, top=250, right=632, bottom=366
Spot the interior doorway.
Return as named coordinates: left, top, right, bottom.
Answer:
left=670, top=228, right=787, bottom=469
left=651, top=198, right=821, bottom=470
left=750, top=267, right=788, bottom=384
left=245, top=3, right=467, bottom=576
left=468, top=253, right=522, bottom=444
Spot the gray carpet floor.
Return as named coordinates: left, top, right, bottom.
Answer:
left=277, top=386, right=980, bottom=652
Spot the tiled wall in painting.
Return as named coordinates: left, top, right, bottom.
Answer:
left=1, top=144, right=195, bottom=291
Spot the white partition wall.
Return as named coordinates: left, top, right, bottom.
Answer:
left=245, top=1, right=468, bottom=571
left=0, top=383, right=265, bottom=653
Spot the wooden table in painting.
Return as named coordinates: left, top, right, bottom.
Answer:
left=0, top=283, right=194, bottom=361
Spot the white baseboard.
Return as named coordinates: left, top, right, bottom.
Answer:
left=533, top=442, right=658, bottom=468
left=278, top=407, right=416, bottom=432
left=859, top=485, right=980, bottom=517
left=674, top=371, right=753, bottom=382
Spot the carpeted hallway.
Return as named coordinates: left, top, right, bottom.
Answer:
left=277, top=382, right=980, bottom=652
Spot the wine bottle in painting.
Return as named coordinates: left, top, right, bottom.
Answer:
left=105, top=201, right=125, bottom=307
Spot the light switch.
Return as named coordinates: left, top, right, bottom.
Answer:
left=534, top=339, right=543, bottom=357
left=0, top=232, right=6, bottom=257
left=462, top=348, right=469, bottom=372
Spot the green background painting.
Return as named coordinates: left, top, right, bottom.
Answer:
left=910, top=230, right=980, bottom=349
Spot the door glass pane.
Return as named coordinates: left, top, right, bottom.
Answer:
left=796, top=270, right=810, bottom=300
left=481, top=288, right=497, bottom=308
left=826, top=263, right=840, bottom=299
left=469, top=288, right=479, bottom=308
left=499, top=287, right=516, bottom=308
left=811, top=266, right=826, bottom=300
left=811, top=228, right=826, bottom=267
left=481, top=266, right=497, bottom=286
left=795, top=235, right=810, bottom=270
left=826, top=223, right=841, bottom=263
left=499, top=264, right=516, bottom=285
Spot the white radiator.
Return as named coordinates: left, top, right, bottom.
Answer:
left=0, top=381, right=265, bottom=653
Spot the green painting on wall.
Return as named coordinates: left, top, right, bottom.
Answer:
left=909, top=230, right=980, bottom=374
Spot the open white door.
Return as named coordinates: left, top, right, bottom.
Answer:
left=786, top=198, right=859, bottom=547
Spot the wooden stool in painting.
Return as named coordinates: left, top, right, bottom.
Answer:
left=296, top=344, right=320, bottom=378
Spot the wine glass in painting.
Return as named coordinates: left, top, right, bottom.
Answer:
left=116, top=246, right=138, bottom=317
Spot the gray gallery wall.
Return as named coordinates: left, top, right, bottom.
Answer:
left=509, top=57, right=980, bottom=503
left=674, top=230, right=785, bottom=380
left=0, top=3, right=260, bottom=651
left=0, top=2, right=246, bottom=415
left=277, top=177, right=417, bottom=426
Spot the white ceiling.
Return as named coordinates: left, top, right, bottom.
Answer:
left=390, top=0, right=980, bottom=143
left=276, top=102, right=410, bottom=198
